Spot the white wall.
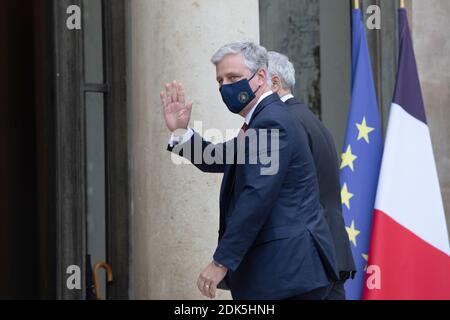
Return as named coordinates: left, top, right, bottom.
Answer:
left=412, top=0, right=450, bottom=234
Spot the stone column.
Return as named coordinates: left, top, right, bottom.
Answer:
left=128, top=0, right=260, bottom=299
left=411, top=0, right=450, bottom=234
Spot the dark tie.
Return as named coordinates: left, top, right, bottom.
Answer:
left=238, top=123, right=249, bottom=145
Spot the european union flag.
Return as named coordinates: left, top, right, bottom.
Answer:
left=340, top=8, right=383, bottom=300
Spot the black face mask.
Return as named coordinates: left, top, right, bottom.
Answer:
left=219, top=71, right=261, bottom=114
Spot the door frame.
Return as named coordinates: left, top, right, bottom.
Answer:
left=49, top=0, right=130, bottom=300
left=102, top=0, right=130, bottom=300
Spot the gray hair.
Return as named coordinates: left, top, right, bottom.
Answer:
left=267, top=51, right=296, bottom=90
left=211, top=41, right=269, bottom=74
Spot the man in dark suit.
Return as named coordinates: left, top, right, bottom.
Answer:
left=267, top=51, right=356, bottom=299
left=160, top=41, right=338, bottom=300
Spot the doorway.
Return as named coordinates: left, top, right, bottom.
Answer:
left=0, top=0, right=40, bottom=300
left=0, top=0, right=130, bottom=300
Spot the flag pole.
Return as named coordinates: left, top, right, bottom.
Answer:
left=354, top=0, right=360, bottom=9
left=400, top=0, right=405, bottom=8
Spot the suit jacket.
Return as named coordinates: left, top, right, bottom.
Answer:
left=284, top=97, right=356, bottom=279
left=169, top=93, right=338, bottom=299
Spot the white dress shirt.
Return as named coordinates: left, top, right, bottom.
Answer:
left=244, top=90, right=273, bottom=125
left=280, top=93, right=294, bottom=103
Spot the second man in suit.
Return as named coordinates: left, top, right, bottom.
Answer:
left=267, top=51, right=356, bottom=300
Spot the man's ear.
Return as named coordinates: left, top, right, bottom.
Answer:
left=257, top=68, right=268, bottom=84
left=271, top=75, right=281, bottom=92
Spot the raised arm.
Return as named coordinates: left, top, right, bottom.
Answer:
left=161, top=81, right=229, bottom=173
left=160, top=81, right=193, bottom=133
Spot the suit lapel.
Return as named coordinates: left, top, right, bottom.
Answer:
left=248, top=93, right=280, bottom=126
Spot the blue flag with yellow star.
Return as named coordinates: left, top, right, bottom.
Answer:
left=340, top=8, right=383, bottom=300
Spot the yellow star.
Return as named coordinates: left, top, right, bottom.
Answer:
left=346, top=220, right=361, bottom=247
left=356, top=117, right=375, bottom=144
left=341, top=183, right=354, bottom=210
left=362, top=254, right=369, bottom=271
left=340, top=145, right=357, bottom=171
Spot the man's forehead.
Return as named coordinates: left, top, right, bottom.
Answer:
left=216, top=53, right=248, bottom=75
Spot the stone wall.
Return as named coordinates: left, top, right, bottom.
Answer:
left=128, top=0, right=259, bottom=299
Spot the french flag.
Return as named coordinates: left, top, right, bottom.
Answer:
left=363, top=9, right=450, bottom=300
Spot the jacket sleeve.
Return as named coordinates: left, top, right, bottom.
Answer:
left=168, top=131, right=235, bottom=174
left=213, top=118, right=292, bottom=271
